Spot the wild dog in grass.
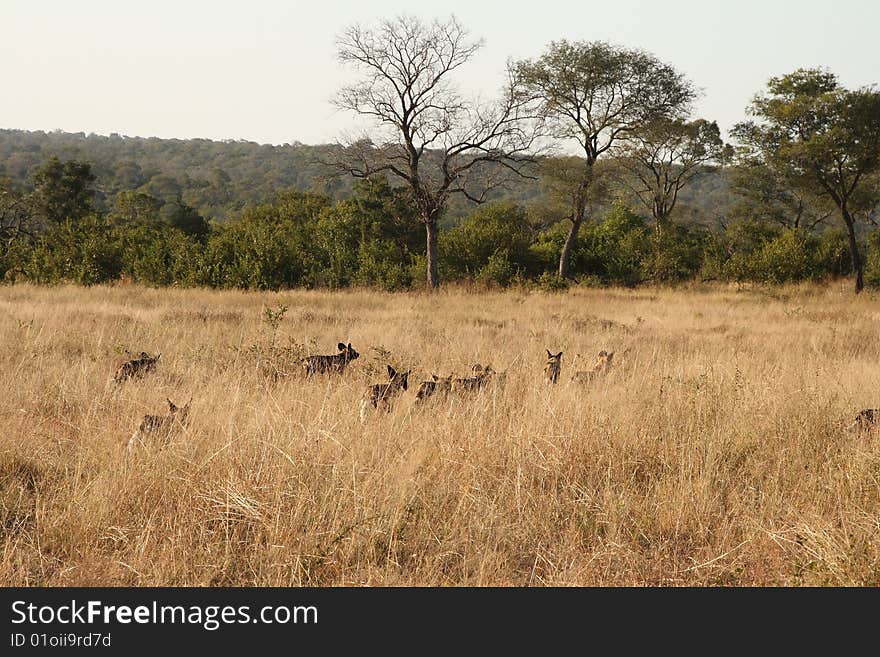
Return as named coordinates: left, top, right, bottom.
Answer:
left=360, top=365, right=410, bottom=420
left=846, top=408, right=878, bottom=435
left=415, top=374, right=453, bottom=403
left=571, top=350, right=614, bottom=383
left=544, top=350, right=563, bottom=384
left=114, top=352, right=161, bottom=384
left=451, top=364, right=497, bottom=393
left=127, top=398, right=191, bottom=453
left=302, top=342, right=359, bottom=375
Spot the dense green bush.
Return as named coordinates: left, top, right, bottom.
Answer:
left=203, top=192, right=328, bottom=289
left=3, top=153, right=875, bottom=291
left=26, top=216, right=122, bottom=285
left=441, top=202, right=535, bottom=282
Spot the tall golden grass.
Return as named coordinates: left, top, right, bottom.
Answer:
left=1, top=282, right=878, bottom=585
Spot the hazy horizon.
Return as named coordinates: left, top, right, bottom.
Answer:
left=3, top=0, right=878, bottom=146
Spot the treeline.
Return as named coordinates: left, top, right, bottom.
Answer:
left=3, top=16, right=880, bottom=292
left=2, top=158, right=878, bottom=289
left=0, top=128, right=550, bottom=225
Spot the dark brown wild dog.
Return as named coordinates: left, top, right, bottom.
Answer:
left=846, top=408, right=878, bottom=435
left=544, top=350, right=563, bottom=384
left=114, top=352, right=161, bottom=384
left=571, top=350, right=614, bottom=383
left=451, top=364, right=496, bottom=393
left=361, top=365, right=410, bottom=419
left=127, top=398, right=191, bottom=453
left=415, top=374, right=453, bottom=403
left=302, top=342, right=360, bottom=375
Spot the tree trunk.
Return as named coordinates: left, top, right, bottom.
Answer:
left=558, top=216, right=581, bottom=279
left=842, top=208, right=864, bottom=294
left=425, top=218, right=440, bottom=291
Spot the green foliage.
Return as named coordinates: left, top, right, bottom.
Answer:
left=441, top=202, right=534, bottom=281
left=536, top=271, right=568, bottom=292
left=116, top=221, right=203, bottom=286
left=26, top=215, right=121, bottom=285
left=644, top=224, right=708, bottom=283
left=580, top=204, right=650, bottom=286
left=477, top=248, right=516, bottom=287
left=312, top=178, right=421, bottom=290
left=30, top=156, right=96, bottom=224
left=204, top=191, right=329, bottom=290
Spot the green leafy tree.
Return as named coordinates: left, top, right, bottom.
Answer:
left=111, top=191, right=163, bottom=225
left=515, top=41, right=696, bottom=278
left=733, top=69, right=880, bottom=292
left=30, top=156, right=96, bottom=224
left=616, top=118, right=728, bottom=231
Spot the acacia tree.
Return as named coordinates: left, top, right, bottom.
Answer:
left=733, top=69, right=880, bottom=293
left=330, top=15, right=540, bottom=290
left=515, top=41, right=696, bottom=277
left=616, top=118, right=728, bottom=233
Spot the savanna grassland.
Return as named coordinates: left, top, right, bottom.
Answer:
left=1, top=282, right=879, bottom=586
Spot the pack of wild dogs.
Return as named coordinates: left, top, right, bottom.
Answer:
left=116, top=342, right=879, bottom=453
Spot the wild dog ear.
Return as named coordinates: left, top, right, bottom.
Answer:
left=386, top=364, right=396, bottom=378
left=167, top=398, right=177, bottom=412
left=432, top=374, right=439, bottom=381
left=546, top=349, right=553, bottom=358
left=607, top=351, right=614, bottom=360
left=338, top=343, right=347, bottom=352
left=348, top=343, right=353, bottom=349
left=556, top=352, right=563, bottom=359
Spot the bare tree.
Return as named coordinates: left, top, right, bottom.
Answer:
left=329, top=15, right=541, bottom=290
left=515, top=41, right=696, bottom=278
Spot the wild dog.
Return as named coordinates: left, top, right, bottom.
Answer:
left=127, top=398, right=190, bottom=453
left=114, top=351, right=161, bottom=384
left=302, top=342, right=359, bottom=375
left=360, top=365, right=410, bottom=420
left=415, top=374, right=453, bottom=403
left=571, top=350, right=614, bottom=383
left=451, top=364, right=496, bottom=393
left=544, top=350, right=563, bottom=384
left=846, top=408, right=878, bottom=435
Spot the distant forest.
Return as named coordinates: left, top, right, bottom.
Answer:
left=0, top=128, right=732, bottom=228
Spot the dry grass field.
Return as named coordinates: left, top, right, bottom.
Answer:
left=1, top=282, right=878, bottom=586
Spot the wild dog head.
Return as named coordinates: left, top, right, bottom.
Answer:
left=338, top=342, right=360, bottom=362
left=544, top=350, right=563, bottom=384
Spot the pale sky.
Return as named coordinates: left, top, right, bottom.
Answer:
left=2, top=0, right=878, bottom=145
